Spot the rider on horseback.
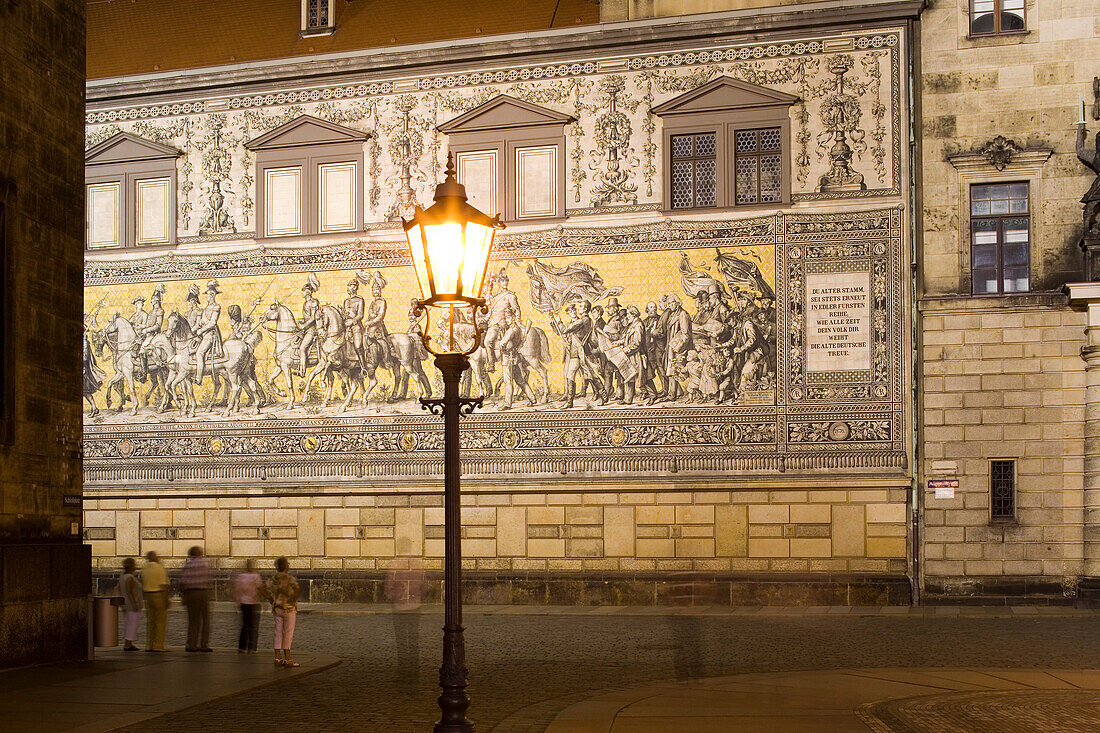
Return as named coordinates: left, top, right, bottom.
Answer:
left=137, top=284, right=165, bottom=375
left=343, top=277, right=367, bottom=367
left=363, top=271, right=394, bottom=367
left=298, top=274, right=322, bottom=377
left=193, top=280, right=224, bottom=386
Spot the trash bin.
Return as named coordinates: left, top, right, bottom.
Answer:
left=93, top=596, right=123, bottom=647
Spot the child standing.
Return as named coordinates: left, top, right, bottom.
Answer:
left=233, top=559, right=262, bottom=653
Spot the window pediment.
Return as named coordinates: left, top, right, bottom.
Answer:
left=651, top=76, right=799, bottom=117
left=438, top=94, right=574, bottom=134
left=244, top=115, right=369, bottom=152
left=85, top=132, right=182, bottom=165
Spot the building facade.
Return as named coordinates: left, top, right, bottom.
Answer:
left=1, top=0, right=90, bottom=667
left=82, top=0, right=924, bottom=604
left=917, top=0, right=1100, bottom=603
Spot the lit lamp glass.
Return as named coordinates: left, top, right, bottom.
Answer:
left=404, top=154, right=503, bottom=311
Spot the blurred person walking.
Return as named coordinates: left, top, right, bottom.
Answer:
left=261, top=557, right=300, bottom=667
left=141, top=551, right=169, bottom=652
left=233, top=559, right=262, bottom=653
left=384, top=540, right=428, bottom=683
left=117, top=558, right=143, bottom=651
left=180, top=546, right=213, bottom=652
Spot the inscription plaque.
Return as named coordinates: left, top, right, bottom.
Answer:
left=805, top=271, right=871, bottom=372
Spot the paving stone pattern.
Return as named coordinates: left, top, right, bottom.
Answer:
left=115, top=610, right=1100, bottom=732
left=866, top=689, right=1100, bottom=733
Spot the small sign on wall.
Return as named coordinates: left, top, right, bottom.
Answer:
left=927, top=478, right=958, bottom=499
left=63, top=494, right=82, bottom=506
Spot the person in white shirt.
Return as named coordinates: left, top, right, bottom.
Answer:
left=117, top=558, right=143, bottom=651
left=233, top=559, right=262, bottom=653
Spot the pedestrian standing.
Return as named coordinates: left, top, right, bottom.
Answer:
left=180, top=546, right=213, bottom=652
left=118, top=558, right=143, bottom=651
left=233, top=559, right=262, bottom=653
left=384, top=540, right=428, bottom=682
left=141, top=550, right=169, bottom=652
left=261, top=557, right=300, bottom=667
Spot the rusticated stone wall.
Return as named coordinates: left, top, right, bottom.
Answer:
left=0, top=0, right=91, bottom=667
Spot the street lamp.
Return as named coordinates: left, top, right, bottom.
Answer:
left=404, top=152, right=504, bottom=733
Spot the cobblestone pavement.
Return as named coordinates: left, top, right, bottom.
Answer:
left=115, top=608, right=1100, bottom=732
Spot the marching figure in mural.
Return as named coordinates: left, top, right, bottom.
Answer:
left=83, top=321, right=106, bottom=416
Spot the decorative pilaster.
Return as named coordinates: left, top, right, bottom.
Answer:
left=1067, top=283, right=1100, bottom=604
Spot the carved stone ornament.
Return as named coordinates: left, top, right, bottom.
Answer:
left=976, top=135, right=1023, bottom=172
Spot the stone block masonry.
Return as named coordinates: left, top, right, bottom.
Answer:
left=0, top=0, right=90, bottom=667
left=86, top=483, right=910, bottom=606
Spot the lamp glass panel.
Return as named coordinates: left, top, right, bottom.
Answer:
left=424, top=222, right=464, bottom=299
left=406, top=224, right=432, bottom=301
left=460, top=220, right=494, bottom=300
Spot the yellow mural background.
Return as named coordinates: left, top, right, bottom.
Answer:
left=84, top=244, right=776, bottom=407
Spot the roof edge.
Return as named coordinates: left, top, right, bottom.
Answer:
left=87, top=0, right=924, bottom=107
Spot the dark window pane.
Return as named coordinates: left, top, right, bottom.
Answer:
left=972, top=244, right=998, bottom=268
left=759, top=128, right=782, bottom=152
left=990, top=459, right=1015, bottom=520
left=973, top=269, right=999, bottom=294
left=1008, top=182, right=1028, bottom=201
left=735, top=156, right=757, bottom=204
left=1001, top=10, right=1025, bottom=30
left=760, top=154, right=782, bottom=202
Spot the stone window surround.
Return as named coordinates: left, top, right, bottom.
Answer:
left=253, top=143, right=365, bottom=241
left=961, top=0, right=1033, bottom=45
left=300, top=0, right=335, bottom=36
left=445, top=128, right=568, bottom=224
left=946, top=147, right=1051, bottom=296
left=967, top=0, right=1027, bottom=39
left=657, top=108, right=793, bottom=214
left=85, top=158, right=179, bottom=251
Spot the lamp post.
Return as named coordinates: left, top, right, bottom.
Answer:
left=403, top=153, right=504, bottom=733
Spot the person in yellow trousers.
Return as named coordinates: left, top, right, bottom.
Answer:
left=141, top=550, right=169, bottom=652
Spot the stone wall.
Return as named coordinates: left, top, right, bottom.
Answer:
left=920, top=299, right=1087, bottom=601
left=86, top=484, right=909, bottom=605
left=0, top=0, right=91, bottom=667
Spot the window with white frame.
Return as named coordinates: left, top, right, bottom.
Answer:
left=970, top=182, right=1030, bottom=295
left=84, top=133, right=181, bottom=250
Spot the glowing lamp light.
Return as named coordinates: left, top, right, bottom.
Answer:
left=403, top=153, right=504, bottom=310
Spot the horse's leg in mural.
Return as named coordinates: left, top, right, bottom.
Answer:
left=301, top=360, right=326, bottom=405
left=529, top=357, right=551, bottom=404
left=340, top=367, right=361, bottom=413
left=221, top=366, right=242, bottom=419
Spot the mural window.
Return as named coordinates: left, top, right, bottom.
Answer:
left=455, top=150, right=499, bottom=220
left=969, top=0, right=1025, bottom=37
left=246, top=115, right=368, bottom=239
left=670, top=132, right=717, bottom=209
left=652, top=76, right=797, bottom=212
left=970, top=182, right=1030, bottom=295
left=264, top=167, right=303, bottom=237
left=440, top=95, right=572, bottom=223
left=990, top=459, right=1016, bottom=522
left=84, top=133, right=182, bottom=251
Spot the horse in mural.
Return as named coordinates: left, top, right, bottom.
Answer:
left=386, top=332, right=432, bottom=401
left=261, top=301, right=320, bottom=410
left=98, top=315, right=142, bottom=416
left=161, top=311, right=261, bottom=417
left=453, top=320, right=552, bottom=404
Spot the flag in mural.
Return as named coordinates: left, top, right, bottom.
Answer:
left=525, top=259, right=622, bottom=313
left=714, top=247, right=775, bottom=300
left=678, top=252, right=728, bottom=299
